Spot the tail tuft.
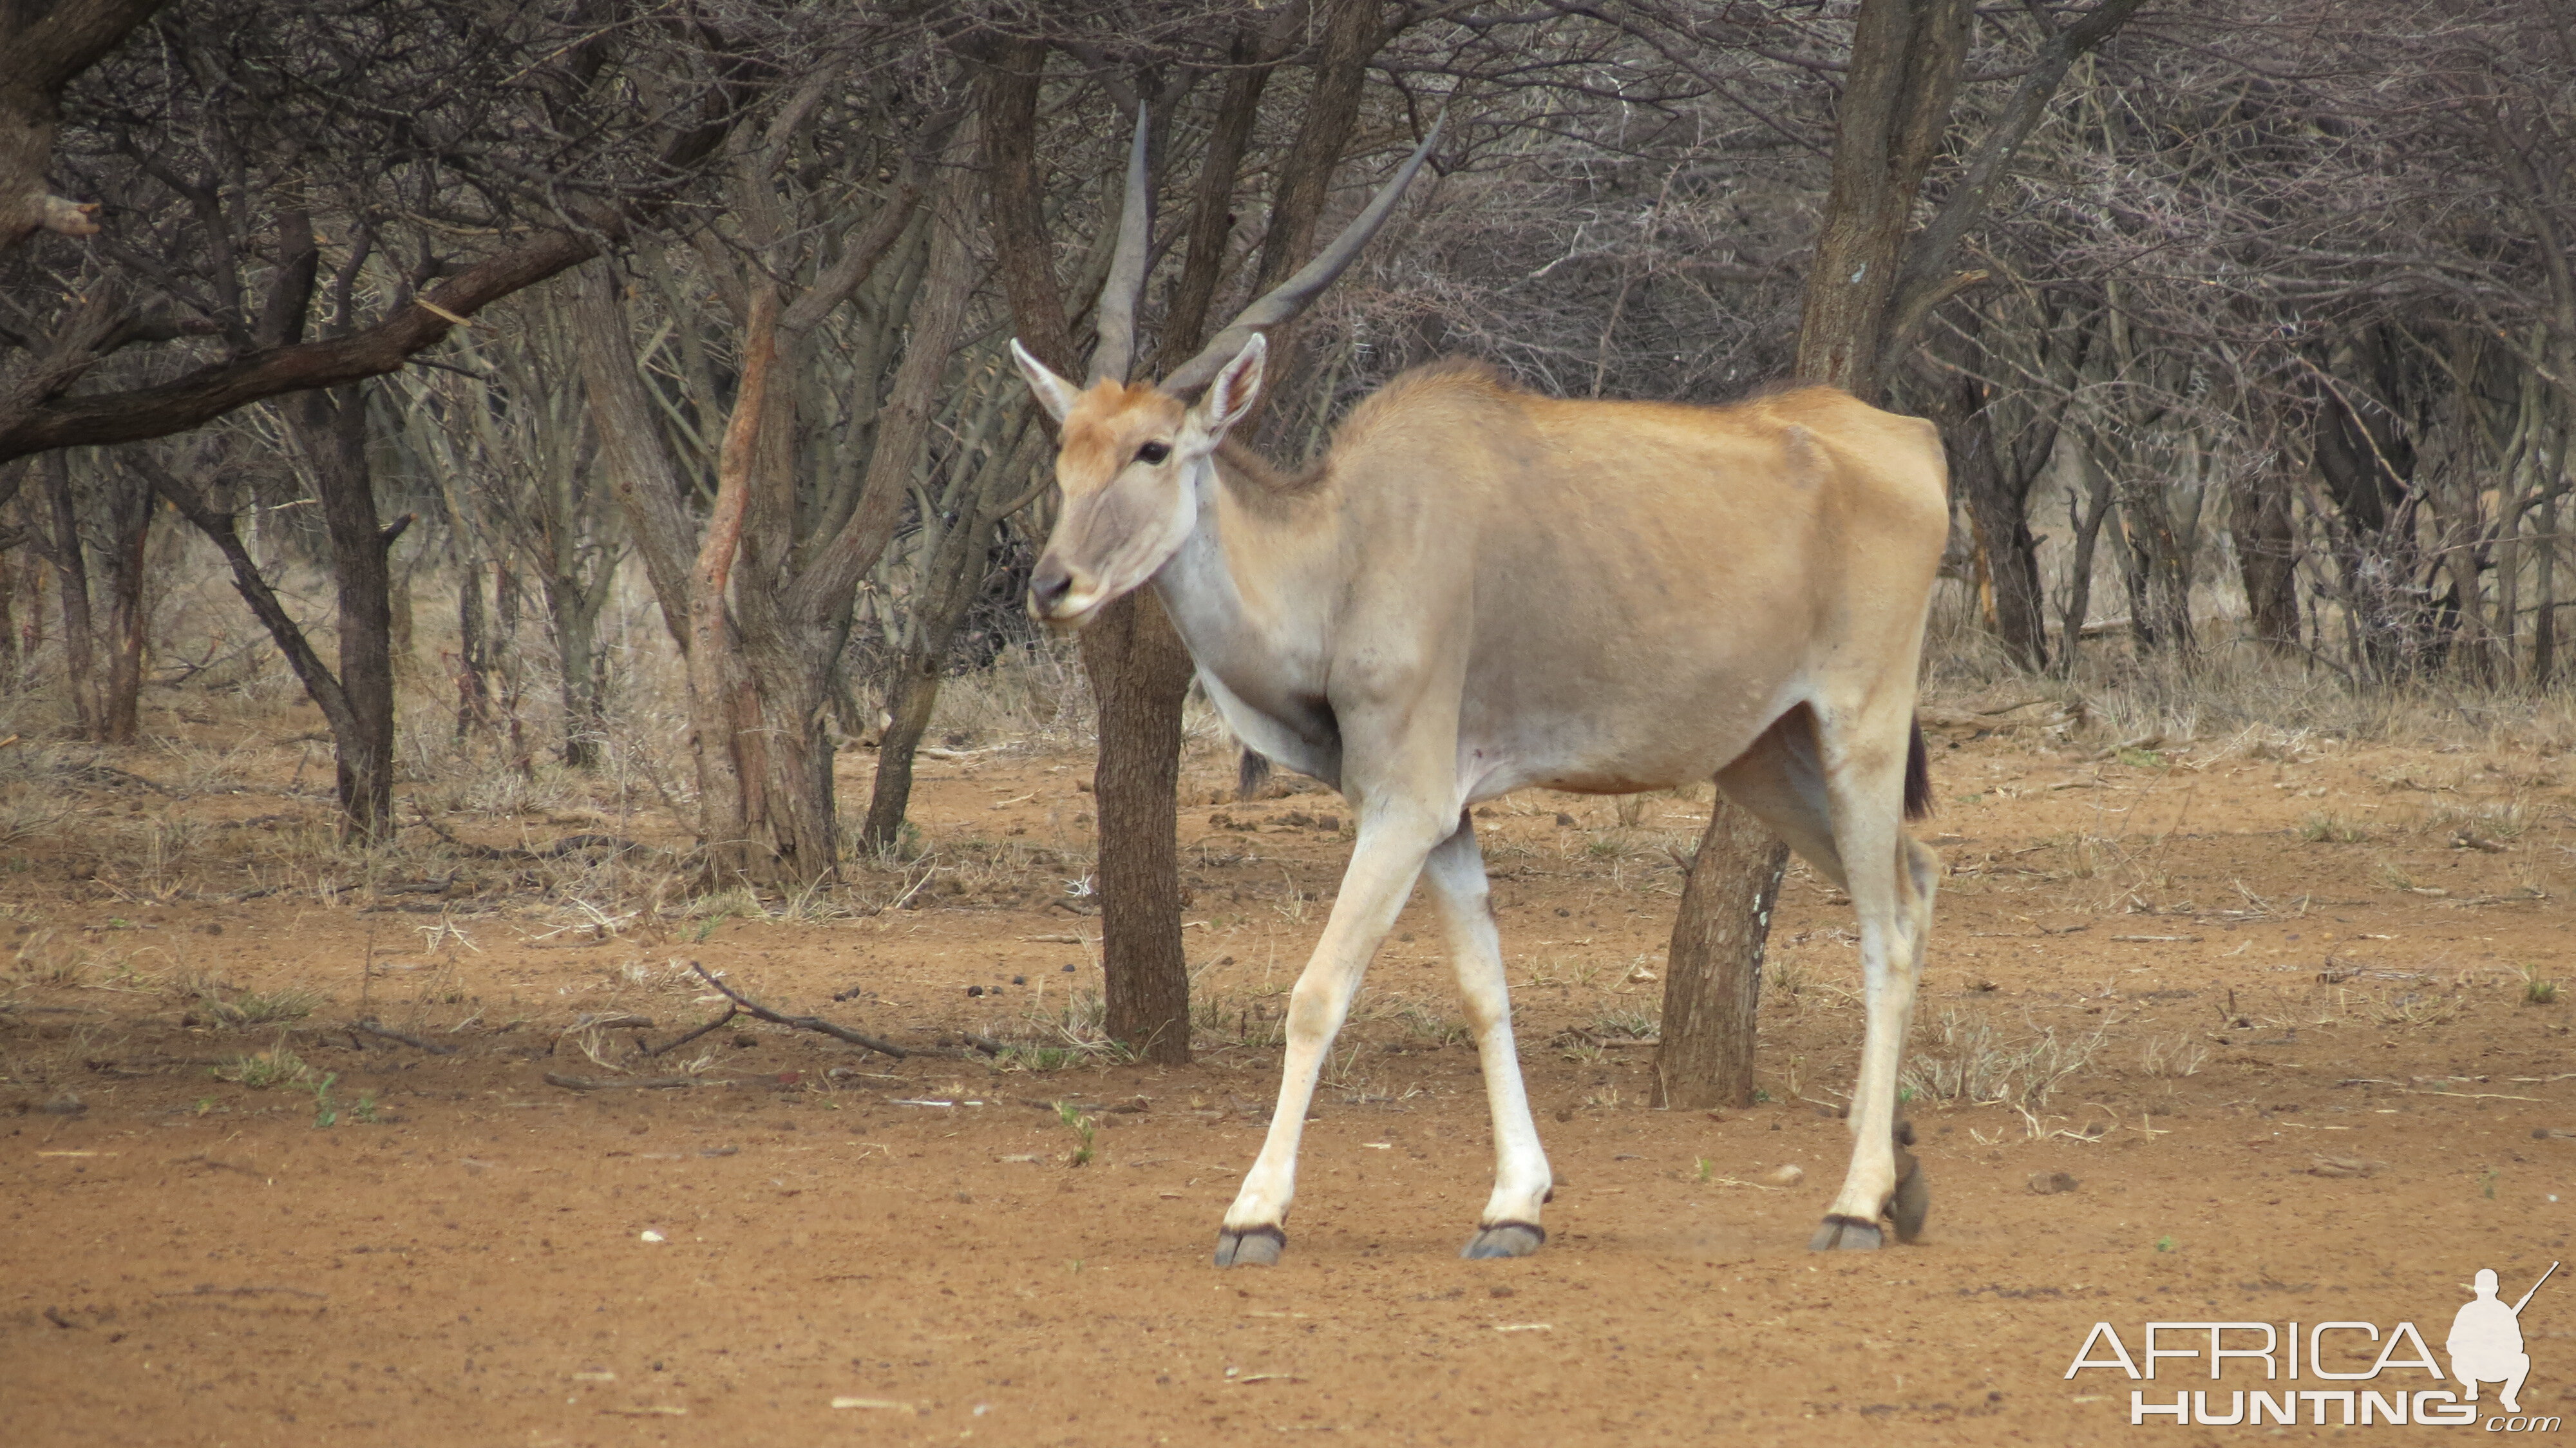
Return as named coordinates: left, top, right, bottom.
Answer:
left=1237, top=748, right=1273, bottom=801
left=1903, top=718, right=1933, bottom=821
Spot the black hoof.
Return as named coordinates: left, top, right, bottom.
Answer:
left=1888, top=1147, right=1930, bottom=1245
left=1214, top=1224, right=1285, bottom=1268
left=1461, top=1221, right=1546, bottom=1259
left=1809, top=1214, right=1884, bottom=1252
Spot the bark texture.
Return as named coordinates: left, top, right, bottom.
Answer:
left=1081, top=589, right=1198, bottom=1064
left=1651, top=800, right=1784, bottom=1109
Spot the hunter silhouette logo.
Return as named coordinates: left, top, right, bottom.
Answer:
left=2453, top=1264, right=2554, bottom=1415
left=2065, top=1261, right=2560, bottom=1429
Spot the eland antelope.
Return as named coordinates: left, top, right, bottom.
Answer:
left=1011, top=110, right=1947, bottom=1262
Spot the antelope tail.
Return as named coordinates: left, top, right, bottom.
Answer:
left=1904, top=716, right=1933, bottom=821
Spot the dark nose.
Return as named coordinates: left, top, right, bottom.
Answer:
left=1030, top=558, right=1074, bottom=616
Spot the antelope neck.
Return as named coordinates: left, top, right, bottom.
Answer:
left=1148, top=446, right=1343, bottom=771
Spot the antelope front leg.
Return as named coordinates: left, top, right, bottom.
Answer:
left=1216, top=807, right=1449, bottom=1266
left=1421, top=813, right=1551, bottom=1257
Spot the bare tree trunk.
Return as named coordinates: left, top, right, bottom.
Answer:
left=148, top=463, right=370, bottom=785
left=2059, top=446, right=2114, bottom=669
left=1651, top=800, right=1783, bottom=1109
left=862, top=651, right=940, bottom=858
left=2535, top=405, right=2566, bottom=687
left=2231, top=466, right=2301, bottom=653
left=862, top=529, right=990, bottom=856
left=37, top=451, right=98, bottom=736
left=0, top=525, right=18, bottom=683
left=1244, top=0, right=1396, bottom=443
left=493, top=557, right=532, bottom=777
left=93, top=458, right=152, bottom=743
left=981, top=39, right=1203, bottom=1060
left=1082, top=591, right=1196, bottom=1063
left=1151, top=21, right=1285, bottom=375
left=1790, top=0, right=1971, bottom=407
left=544, top=567, right=608, bottom=768
left=861, top=428, right=1033, bottom=853
left=455, top=553, right=493, bottom=741
left=1941, top=374, right=2049, bottom=671
left=2112, top=461, right=2196, bottom=660
left=296, top=386, right=404, bottom=839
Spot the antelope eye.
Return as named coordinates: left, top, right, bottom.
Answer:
left=1134, top=441, right=1171, bottom=466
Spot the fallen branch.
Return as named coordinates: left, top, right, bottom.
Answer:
left=412, top=806, right=652, bottom=865
left=543, top=1072, right=701, bottom=1091
left=156, top=1284, right=326, bottom=1300
left=688, top=960, right=914, bottom=1059
left=352, top=1019, right=457, bottom=1055
left=642, top=1005, right=737, bottom=1058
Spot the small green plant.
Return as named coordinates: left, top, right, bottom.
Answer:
left=2524, top=969, right=2561, bottom=1006
left=1000, top=1044, right=1078, bottom=1071
left=1751, top=1087, right=1774, bottom=1103
left=2154, top=1235, right=2176, bottom=1253
left=301, top=1072, right=340, bottom=1129
left=2299, top=813, right=2367, bottom=844
left=2482, top=1167, right=2500, bottom=1200
left=1055, top=1100, right=1096, bottom=1167
left=352, top=1092, right=382, bottom=1124
left=1694, top=1157, right=1712, bottom=1183
left=2117, top=747, right=2166, bottom=770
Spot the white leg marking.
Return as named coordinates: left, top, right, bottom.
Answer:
left=1816, top=735, right=1933, bottom=1244
left=1220, top=805, right=1450, bottom=1254
left=1422, top=817, right=1551, bottom=1252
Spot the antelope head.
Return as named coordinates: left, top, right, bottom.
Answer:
left=1014, top=336, right=1264, bottom=627
left=1012, top=103, right=1444, bottom=629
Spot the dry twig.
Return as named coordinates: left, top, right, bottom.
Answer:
left=642, top=1005, right=739, bottom=1058
left=687, top=960, right=915, bottom=1059
left=352, top=1018, right=457, bottom=1055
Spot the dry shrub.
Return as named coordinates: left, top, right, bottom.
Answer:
left=1903, top=1007, right=2107, bottom=1112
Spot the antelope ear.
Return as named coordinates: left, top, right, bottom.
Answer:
left=1012, top=338, right=1083, bottom=423
left=1191, top=334, right=1267, bottom=439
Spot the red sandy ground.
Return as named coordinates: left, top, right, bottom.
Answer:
left=4, top=714, right=2572, bottom=1445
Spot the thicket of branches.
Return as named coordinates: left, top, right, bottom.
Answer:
left=5, top=0, right=2573, bottom=870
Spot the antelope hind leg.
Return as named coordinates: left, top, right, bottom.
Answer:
left=1421, top=814, right=1553, bottom=1259
left=1805, top=723, right=1933, bottom=1252
left=1888, top=1120, right=1929, bottom=1243
left=1805, top=1122, right=1927, bottom=1250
